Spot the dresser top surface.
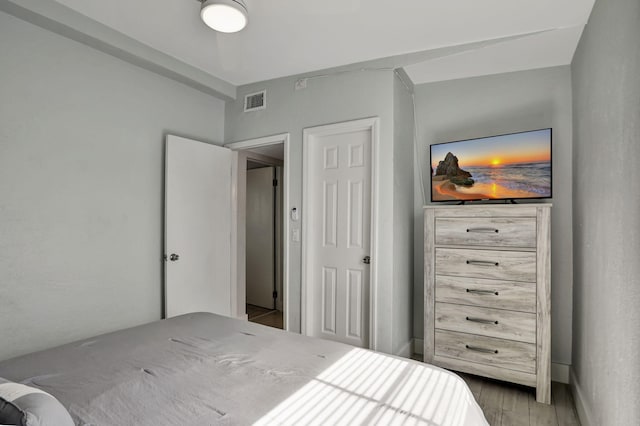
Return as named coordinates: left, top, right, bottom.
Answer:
left=423, top=203, right=552, bottom=210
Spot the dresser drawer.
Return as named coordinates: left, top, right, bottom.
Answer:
left=435, top=275, right=536, bottom=313
left=435, top=330, right=536, bottom=374
left=435, top=302, right=536, bottom=343
left=435, top=248, right=536, bottom=282
left=435, top=217, right=537, bottom=248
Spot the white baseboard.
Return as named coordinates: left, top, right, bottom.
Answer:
left=395, top=339, right=413, bottom=358
left=570, top=368, right=594, bottom=426
left=411, top=339, right=570, bottom=384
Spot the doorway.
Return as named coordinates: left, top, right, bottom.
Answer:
left=246, top=162, right=282, bottom=329
left=226, top=134, right=290, bottom=331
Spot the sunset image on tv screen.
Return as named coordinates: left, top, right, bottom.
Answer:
left=430, top=129, right=552, bottom=202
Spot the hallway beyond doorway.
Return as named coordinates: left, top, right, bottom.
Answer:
left=247, top=304, right=283, bottom=329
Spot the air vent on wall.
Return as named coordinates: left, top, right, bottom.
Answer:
left=244, top=90, right=266, bottom=112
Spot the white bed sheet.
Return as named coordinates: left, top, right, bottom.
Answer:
left=0, top=313, right=488, bottom=426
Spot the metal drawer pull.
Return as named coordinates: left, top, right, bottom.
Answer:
left=466, top=260, right=499, bottom=266
left=466, top=289, right=499, bottom=296
left=465, top=344, right=498, bottom=354
left=466, top=316, right=499, bottom=325
left=466, top=228, right=499, bottom=233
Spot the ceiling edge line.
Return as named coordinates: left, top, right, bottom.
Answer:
left=0, top=0, right=237, bottom=101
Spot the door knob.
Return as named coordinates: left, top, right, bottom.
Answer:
left=169, top=253, right=180, bottom=261
left=363, top=256, right=371, bottom=265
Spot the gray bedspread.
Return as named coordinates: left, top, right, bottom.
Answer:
left=0, top=313, right=487, bottom=425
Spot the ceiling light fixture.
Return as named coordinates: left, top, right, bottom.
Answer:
left=200, top=0, right=248, bottom=33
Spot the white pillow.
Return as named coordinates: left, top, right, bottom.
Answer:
left=0, top=377, right=74, bottom=426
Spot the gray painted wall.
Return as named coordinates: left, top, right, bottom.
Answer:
left=392, top=73, right=415, bottom=354
left=412, top=66, right=574, bottom=366
left=0, top=0, right=235, bottom=100
left=571, top=0, right=640, bottom=423
left=225, top=69, right=414, bottom=354
left=0, top=12, right=225, bottom=361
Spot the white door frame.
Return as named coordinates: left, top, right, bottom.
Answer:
left=225, top=133, right=291, bottom=330
left=301, top=117, right=380, bottom=350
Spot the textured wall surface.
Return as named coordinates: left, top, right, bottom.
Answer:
left=0, top=12, right=225, bottom=361
left=571, top=0, right=640, bottom=423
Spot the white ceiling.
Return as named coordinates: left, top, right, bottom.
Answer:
left=53, top=0, right=595, bottom=86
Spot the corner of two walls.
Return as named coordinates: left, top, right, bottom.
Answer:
left=391, top=71, right=416, bottom=357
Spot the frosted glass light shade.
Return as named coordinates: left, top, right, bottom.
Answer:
left=200, top=0, right=248, bottom=33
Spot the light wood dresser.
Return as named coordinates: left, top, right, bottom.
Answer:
left=423, top=204, right=551, bottom=404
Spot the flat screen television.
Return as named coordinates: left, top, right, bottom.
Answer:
left=430, top=128, right=552, bottom=202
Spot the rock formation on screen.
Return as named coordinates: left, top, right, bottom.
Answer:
left=435, top=152, right=474, bottom=186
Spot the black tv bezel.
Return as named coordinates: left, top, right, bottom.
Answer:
left=429, top=128, right=553, bottom=203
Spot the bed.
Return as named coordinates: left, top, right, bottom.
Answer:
left=0, top=313, right=488, bottom=425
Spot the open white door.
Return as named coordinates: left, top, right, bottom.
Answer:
left=165, top=135, right=233, bottom=318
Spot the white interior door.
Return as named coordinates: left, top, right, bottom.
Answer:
left=246, top=167, right=275, bottom=309
left=303, top=122, right=372, bottom=348
left=165, top=135, right=232, bottom=318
